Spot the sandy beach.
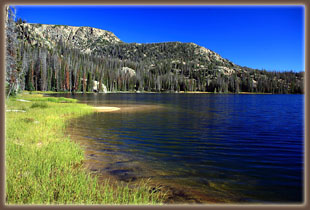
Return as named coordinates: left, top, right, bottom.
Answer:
left=93, top=106, right=121, bottom=112
left=93, top=104, right=164, bottom=113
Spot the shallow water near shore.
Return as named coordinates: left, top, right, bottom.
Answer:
left=50, top=93, right=304, bottom=204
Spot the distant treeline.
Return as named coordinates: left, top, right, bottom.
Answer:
left=6, top=8, right=304, bottom=96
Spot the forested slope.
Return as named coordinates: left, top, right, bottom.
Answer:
left=6, top=12, right=304, bottom=95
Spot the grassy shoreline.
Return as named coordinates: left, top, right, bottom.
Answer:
left=5, top=92, right=165, bottom=205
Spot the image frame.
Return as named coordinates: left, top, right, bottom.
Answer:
left=0, top=0, right=308, bottom=209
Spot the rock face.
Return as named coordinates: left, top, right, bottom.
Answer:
left=93, top=80, right=108, bottom=93
left=17, top=23, right=122, bottom=53
left=93, top=81, right=99, bottom=92
left=120, top=67, right=136, bottom=77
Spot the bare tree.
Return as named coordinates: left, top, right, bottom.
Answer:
left=6, top=6, right=19, bottom=97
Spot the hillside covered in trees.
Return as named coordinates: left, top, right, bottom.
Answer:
left=6, top=8, right=304, bottom=96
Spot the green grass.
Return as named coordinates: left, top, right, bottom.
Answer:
left=30, top=102, right=49, bottom=109
left=6, top=92, right=166, bottom=205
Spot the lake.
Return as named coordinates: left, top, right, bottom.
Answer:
left=51, top=93, right=304, bottom=204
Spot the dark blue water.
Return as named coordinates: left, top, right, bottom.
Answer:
left=58, top=93, right=304, bottom=203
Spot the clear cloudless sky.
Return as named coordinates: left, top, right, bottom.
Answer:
left=14, top=5, right=305, bottom=72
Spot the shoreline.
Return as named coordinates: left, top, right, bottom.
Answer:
left=34, top=90, right=294, bottom=95
left=5, top=92, right=166, bottom=204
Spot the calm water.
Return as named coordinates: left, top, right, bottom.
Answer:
left=52, top=93, right=304, bottom=203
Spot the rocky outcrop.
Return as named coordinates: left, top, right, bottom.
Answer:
left=17, top=23, right=122, bottom=53
left=120, top=67, right=136, bottom=77
left=96, top=41, right=242, bottom=76
left=93, top=80, right=108, bottom=93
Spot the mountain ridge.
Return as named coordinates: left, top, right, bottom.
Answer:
left=18, top=23, right=240, bottom=73
left=10, top=21, right=303, bottom=94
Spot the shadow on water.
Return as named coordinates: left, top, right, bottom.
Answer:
left=58, top=93, right=304, bottom=204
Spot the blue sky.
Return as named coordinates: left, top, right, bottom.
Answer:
left=14, top=5, right=305, bottom=72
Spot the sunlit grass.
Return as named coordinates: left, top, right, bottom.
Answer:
left=5, top=92, right=166, bottom=205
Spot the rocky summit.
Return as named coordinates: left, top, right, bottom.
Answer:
left=17, top=23, right=122, bottom=54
